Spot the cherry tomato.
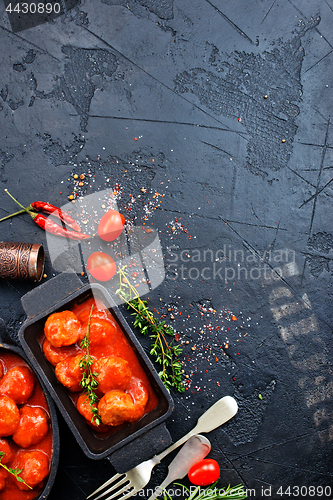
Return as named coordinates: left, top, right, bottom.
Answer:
left=188, top=459, right=220, bottom=486
left=87, top=252, right=116, bottom=281
left=98, top=210, right=125, bottom=242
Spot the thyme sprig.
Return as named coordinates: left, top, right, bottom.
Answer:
left=0, top=452, right=32, bottom=489
left=79, top=304, right=101, bottom=426
left=165, top=481, right=247, bottom=500
left=115, top=266, right=184, bottom=393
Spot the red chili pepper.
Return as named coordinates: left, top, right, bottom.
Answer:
left=4, top=190, right=90, bottom=240
left=1, top=199, right=82, bottom=232
left=29, top=212, right=90, bottom=240
left=30, top=202, right=81, bottom=232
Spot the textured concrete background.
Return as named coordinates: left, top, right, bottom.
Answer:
left=0, top=0, right=332, bottom=498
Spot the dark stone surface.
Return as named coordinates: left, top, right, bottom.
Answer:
left=0, top=0, right=332, bottom=498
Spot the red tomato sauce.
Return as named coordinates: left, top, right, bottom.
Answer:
left=0, top=352, right=53, bottom=500
left=41, top=297, right=158, bottom=432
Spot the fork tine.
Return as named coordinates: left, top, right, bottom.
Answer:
left=92, top=481, right=133, bottom=500
left=87, top=474, right=127, bottom=500
left=103, top=486, right=138, bottom=500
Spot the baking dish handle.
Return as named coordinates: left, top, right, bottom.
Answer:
left=107, top=422, right=172, bottom=473
left=21, top=269, right=85, bottom=319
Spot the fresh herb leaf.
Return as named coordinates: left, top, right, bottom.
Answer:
left=116, top=266, right=185, bottom=393
left=168, top=481, right=247, bottom=500
left=80, top=304, right=102, bottom=426
left=0, top=452, right=32, bottom=489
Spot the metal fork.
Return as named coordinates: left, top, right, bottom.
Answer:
left=87, top=395, right=238, bottom=500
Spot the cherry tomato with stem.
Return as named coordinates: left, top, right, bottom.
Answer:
left=188, top=459, right=220, bottom=486
left=87, top=252, right=117, bottom=282
left=98, top=210, right=125, bottom=242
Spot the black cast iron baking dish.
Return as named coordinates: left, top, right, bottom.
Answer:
left=0, top=319, right=60, bottom=500
left=18, top=271, right=174, bottom=470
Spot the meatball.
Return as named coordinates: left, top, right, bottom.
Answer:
left=55, top=354, right=85, bottom=392
left=0, top=438, right=13, bottom=464
left=43, top=338, right=81, bottom=367
left=74, top=307, right=107, bottom=324
left=0, top=396, right=19, bottom=437
left=80, top=317, right=116, bottom=346
left=71, top=298, right=108, bottom=323
left=12, top=406, right=49, bottom=448
left=127, top=378, right=149, bottom=411
left=44, top=310, right=81, bottom=347
left=98, top=391, right=136, bottom=426
left=13, top=451, right=49, bottom=490
left=0, top=469, right=7, bottom=492
left=76, top=394, right=109, bottom=432
left=94, top=357, right=131, bottom=393
left=0, top=366, right=35, bottom=405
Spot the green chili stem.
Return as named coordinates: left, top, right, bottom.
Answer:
left=0, top=208, right=27, bottom=222
left=4, top=190, right=29, bottom=212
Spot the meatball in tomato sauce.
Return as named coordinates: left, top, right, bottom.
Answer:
left=72, top=299, right=108, bottom=324
left=98, top=391, right=136, bottom=426
left=0, top=438, right=13, bottom=464
left=44, top=310, right=81, bottom=348
left=13, top=451, right=49, bottom=490
left=80, top=317, right=116, bottom=346
left=12, top=406, right=49, bottom=448
left=0, top=366, right=35, bottom=405
left=94, top=357, right=131, bottom=393
left=0, top=396, right=20, bottom=437
left=0, top=468, right=7, bottom=492
left=127, top=378, right=149, bottom=413
left=98, top=385, right=148, bottom=427
left=76, top=395, right=109, bottom=432
left=43, top=338, right=81, bottom=367
left=55, top=354, right=85, bottom=392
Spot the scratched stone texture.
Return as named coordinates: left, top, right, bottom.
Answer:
left=0, top=0, right=332, bottom=498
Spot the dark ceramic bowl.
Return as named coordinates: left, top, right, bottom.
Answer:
left=18, top=272, right=174, bottom=469
left=0, top=320, right=60, bottom=500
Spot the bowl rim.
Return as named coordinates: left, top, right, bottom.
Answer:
left=0, top=336, right=60, bottom=500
